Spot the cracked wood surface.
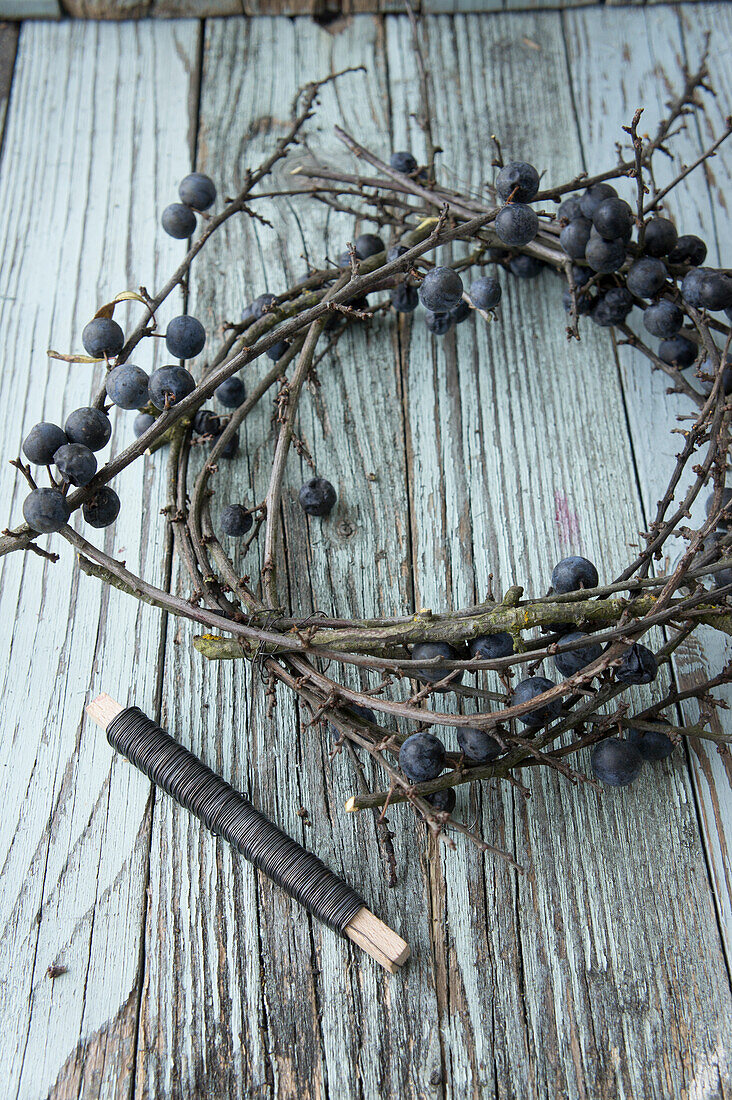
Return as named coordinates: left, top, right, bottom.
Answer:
left=0, top=9, right=730, bottom=1099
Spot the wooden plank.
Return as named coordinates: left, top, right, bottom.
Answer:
left=389, top=10, right=732, bottom=1097
left=563, top=0, right=732, bottom=970
left=0, top=20, right=200, bottom=1099
left=0, top=22, right=18, bottom=143
left=137, top=16, right=444, bottom=1098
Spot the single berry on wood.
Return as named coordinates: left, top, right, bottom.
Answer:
left=626, top=723, right=674, bottom=761
left=424, top=310, right=453, bottom=336
left=668, top=234, right=707, bottom=266
left=166, top=315, right=206, bottom=360
left=418, top=267, right=464, bottom=312
left=643, top=300, right=683, bottom=339
left=134, top=412, right=156, bottom=438
left=390, top=151, right=418, bottom=174
left=22, top=423, right=67, bottom=466
left=178, top=172, right=216, bottom=211
left=390, top=283, right=419, bottom=313
left=82, top=317, right=124, bottom=359
left=509, top=255, right=544, bottom=279
left=354, top=233, right=384, bottom=259
left=162, top=203, right=196, bottom=239
left=64, top=407, right=111, bottom=452
left=626, top=257, right=667, bottom=299
left=456, top=727, right=501, bottom=764
left=468, top=633, right=514, bottom=660
left=554, top=631, right=603, bottom=678
left=469, top=277, right=502, bottom=311
left=551, top=555, right=599, bottom=593
left=148, top=365, right=196, bottom=410
left=83, top=485, right=120, bottom=528
left=511, top=676, right=562, bottom=727
left=54, top=442, right=97, bottom=487
left=449, top=298, right=472, bottom=323
left=658, top=334, right=698, bottom=368
left=299, top=477, right=337, bottom=517
left=411, top=641, right=463, bottom=689
left=560, top=218, right=592, bottom=261
left=585, top=231, right=627, bottom=274
left=592, top=197, right=633, bottom=239
left=426, top=788, right=456, bottom=813
left=23, top=487, right=70, bottom=533
left=220, top=504, right=253, bottom=537
left=495, top=161, right=540, bottom=203
left=591, top=739, right=643, bottom=786
left=495, top=204, right=539, bottom=248
left=579, top=183, right=617, bottom=219
left=643, top=217, right=678, bottom=258
left=615, top=642, right=658, bottom=685
left=267, top=340, right=290, bottom=361
left=105, top=364, right=150, bottom=410
left=399, top=732, right=446, bottom=782
left=215, top=377, right=246, bottom=408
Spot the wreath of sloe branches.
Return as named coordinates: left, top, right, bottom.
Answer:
left=5, top=37, right=732, bottom=872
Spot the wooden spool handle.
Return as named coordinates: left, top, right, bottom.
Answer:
left=86, top=693, right=410, bottom=973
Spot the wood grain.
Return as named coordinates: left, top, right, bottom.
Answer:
left=388, top=11, right=732, bottom=1097
left=564, top=0, right=732, bottom=970
left=0, top=19, right=200, bottom=1099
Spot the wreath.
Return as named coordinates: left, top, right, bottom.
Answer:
left=5, top=45, right=732, bottom=871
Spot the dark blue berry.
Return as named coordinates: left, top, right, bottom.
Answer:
left=627, top=258, right=667, bottom=299
left=495, top=204, right=539, bottom=247
left=643, top=300, right=683, bottom=339
left=456, top=727, right=501, bottom=764
left=658, top=335, right=698, bottom=368
left=560, top=218, right=592, bottom=260
left=166, top=315, right=206, bottom=360
left=399, top=732, right=446, bottom=782
left=668, top=235, right=706, bottom=266
left=699, top=271, right=732, bottom=311
left=586, top=232, right=626, bottom=274
left=591, top=738, right=643, bottom=786
left=680, top=267, right=707, bottom=307
left=23, top=487, right=70, bottom=533
left=299, top=477, right=336, bottom=517
left=178, top=172, right=216, bottom=211
left=509, top=255, right=544, bottom=279
left=572, top=264, right=593, bottom=288
left=511, top=676, right=562, bottom=727
left=564, top=287, right=594, bottom=316
left=64, top=407, right=111, bottom=452
left=424, top=310, right=453, bottom=336
left=134, top=412, right=156, bottom=437
left=83, top=485, right=120, bottom=528
left=627, top=723, right=674, bottom=761
left=220, top=504, right=253, bottom=537
left=468, top=633, right=514, bottom=660
left=82, top=317, right=124, bottom=358
left=615, top=643, right=657, bottom=685
left=469, top=277, right=501, bottom=310
left=267, top=339, right=290, bottom=361
left=192, top=409, right=221, bottom=436
left=22, top=423, right=67, bottom=465
left=250, top=293, right=277, bottom=320
left=215, top=376, right=245, bottom=408
left=390, top=151, right=418, bottom=174
left=411, top=641, right=463, bottom=688
left=161, top=203, right=196, bottom=239
left=592, top=287, right=633, bottom=327
left=643, top=217, right=677, bottom=258
left=354, top=233, right=384, bottom=259
left=592, top=197, right=633, bottom=239
left=220, top=430, right=239, bottom=459
left=148, top=366, right=196, bottom=410
left=558, top=196, right=583, bottom=222
left=54, top=442, right=97, bottom=486
left=390, top=283, right=419, bottom=313
left=551, top=555, right=599, bottom=594
left=426, top=788, right=456, bottom=813
left=554, top=632, right=603, bottom=678
left=495, top=161, right=539, bottom=204
left=106, top=364, right=149, bottom=409
left=419, top=267, right=463, bottom=312
left=579, top=183, right=617, bottom=220
left=449, top=298, right=472, bottom=323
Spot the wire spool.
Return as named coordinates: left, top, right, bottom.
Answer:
left=86, top=693, right=409, bottom=971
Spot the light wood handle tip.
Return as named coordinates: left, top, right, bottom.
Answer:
left=86, top=692, right=124, bottom=730
left=344, top=906, right=410, bottom=972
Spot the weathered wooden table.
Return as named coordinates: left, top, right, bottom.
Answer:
left=0, top=6, right=731, bottom=1097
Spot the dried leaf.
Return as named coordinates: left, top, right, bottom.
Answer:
left=47, top=350, right=102, bottom=363
left=94, top=290, right=148, bottom=320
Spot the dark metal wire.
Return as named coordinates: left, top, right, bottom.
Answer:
left=107, top=706, right=365, bottom=934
